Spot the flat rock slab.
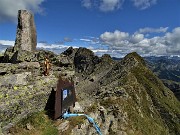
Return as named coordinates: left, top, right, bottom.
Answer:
left=0, top=72, right=31, bottom=86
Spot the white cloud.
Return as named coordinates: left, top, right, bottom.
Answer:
left=80, top=37, right=100, bottom=44
left=0, top=0, right=45, bottom=22
left=165, top=27, right=180, bottom=54
left=0, top=40, right=79, bottom=54
left=99, top=0, right=124, bottom=12
left=100, top=30, right=129, bottom=46
left=132, top=0, right=157, bottom=10
left=81, top=0, right=124, bottom=12
left=99, top=27, right=180, bottom=56
left=37, top=43, right=78, bottom=50
left=80, top=38, right=92, bottom=42
left=131, top=33, right=144, bottom=43
left=0, top=40, right=15, bottom=46
left=138, top=27, right=168, bottom=34
left=1, top=27, right=180, bottom=57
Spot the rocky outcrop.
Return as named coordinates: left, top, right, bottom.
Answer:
left=0, top=66, right=57, bottom=132
left=0, top=48, right=75, bottom=133
left=3, top=10, right=37, bottom=63
left=73, top=52, right=180, bottom=135
left=74, top=47, right=100, bottom=75
left=14, top=10, right=37, bottom=52
left=1, top=47, right=180, bottom=135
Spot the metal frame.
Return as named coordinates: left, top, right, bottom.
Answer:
left=54, top=77, right=76, bottom=119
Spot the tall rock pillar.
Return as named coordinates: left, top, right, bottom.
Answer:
left=14, top=10, right=37, bottom=52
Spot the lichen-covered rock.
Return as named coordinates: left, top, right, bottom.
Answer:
left=0, top=72, right=31, bottom=86
left=18, top=62, right=40, bottom=69
left=10, top=50, right=38, bottom=63
left=3, top=48, right=59, bottom=63
left=14, top=10, right=37, bottom=52
left=3, top=47, right=14, bottom=63
left=0, top=74, right=58, bottom=131
left=0, top=49, right=75, bottom=133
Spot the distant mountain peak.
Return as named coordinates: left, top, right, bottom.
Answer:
left=124, top=52, right=146, bottom=66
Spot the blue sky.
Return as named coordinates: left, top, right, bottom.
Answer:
left=0, top=0, right=180, bottom=57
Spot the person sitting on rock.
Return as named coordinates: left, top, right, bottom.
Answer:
left=44, top=57, right=51, bottom=76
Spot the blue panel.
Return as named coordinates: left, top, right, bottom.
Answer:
left=63, top=89, right=68, bottom=100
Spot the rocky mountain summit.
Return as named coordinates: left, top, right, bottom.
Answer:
left=1, top=46, right=180, bottom=135
left=0, top=10, right=180, bottom=135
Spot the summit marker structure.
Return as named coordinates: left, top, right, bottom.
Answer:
left=14, top=10, right=37, bottom=52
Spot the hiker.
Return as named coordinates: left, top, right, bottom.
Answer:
left=44, top=57, right=51, bottom=76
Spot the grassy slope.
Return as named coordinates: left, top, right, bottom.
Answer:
left=98, top=52, right=180, bottom=135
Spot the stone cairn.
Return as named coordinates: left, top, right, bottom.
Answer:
left=14, top=10, right=37, bottom=52
left=3, top=10, right=37, bottom=63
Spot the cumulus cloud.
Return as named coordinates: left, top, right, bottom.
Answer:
left=81, top=0, right=124, bottom=12
left=130, top=33, right=144, bottom=44
left=132, top=0, right=157, bottom=10
left=99, top=27, right=180, bottom=56
left=0, top=0, right=45, bottom=23
left=138, top=27, right=168, bottom=34
left=165, top=27, right=180, bottom=54
left=100, top=30, right=129, bottom=46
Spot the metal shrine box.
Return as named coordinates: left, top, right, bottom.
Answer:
left=54, top=77, right=76, bottom=119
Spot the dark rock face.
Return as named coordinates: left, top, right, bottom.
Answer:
left=14, top=10, right=37, bottom=52
left=62, top=47, right=78, bottom=60
left=74, top=48, right=100, bottom=75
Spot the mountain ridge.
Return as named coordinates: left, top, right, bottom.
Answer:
left=0, top=47, right=180, bottom=135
